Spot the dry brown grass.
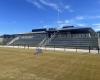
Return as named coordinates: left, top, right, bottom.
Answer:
left=0, top=47, right=100, bottom=80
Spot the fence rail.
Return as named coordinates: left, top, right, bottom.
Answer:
left=0, top=45, right=100, bottom=54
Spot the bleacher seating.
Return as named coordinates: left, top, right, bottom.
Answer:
left=5, top=26, right=99, bottom=49
left=9, top=33, right=46, bottom=47
left=46, top=34, right=98, bottom=49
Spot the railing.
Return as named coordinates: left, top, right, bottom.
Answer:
left=38, top=37, right=47, bottom=47
left=7, top=36, right=20, bottom=45
left=43, top=33, right=57, bottom=47
left=4, top=44, right=100, bottom=54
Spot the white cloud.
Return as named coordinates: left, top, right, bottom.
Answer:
left=89, top=16, right=100, bottom=19
left=94, top=26, right=100, bottom=31
left=75, top=16, right=85, bottom=20
left=57, top=20, right=63, bottom=24
left=75, top=15, right=100, bottom=20
left=93, top=23, right=100, bottom=26
left=43, top=25, right=49, bottom=28
left=26, top=0, right=44, bottom=9
left=76, top=23, right=87, bottom=26
left=43, top=24, right=56, bottom=28
left=65, top=20, right=70, bottom=23
left=56, top=19, right=72, bottom=29
left=92, top=23, right=100, bottom=31
left=57, top=20, right=70, bottom=24
left=26, top=0, right=74, bottom=13
left=56, top=15, right=100, bottom=30
left=65, top=5, right=74, bottom=12
left=33, top=1, right=44, bottom=9
left=39, top=0, right=59, bottom=11
left=65, top=5, right=70, bottom=9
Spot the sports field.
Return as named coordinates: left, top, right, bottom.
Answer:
left=0, top=47, right=100, bottom=80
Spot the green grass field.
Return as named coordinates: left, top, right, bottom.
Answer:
left=0, top=47, right=100, bottom=80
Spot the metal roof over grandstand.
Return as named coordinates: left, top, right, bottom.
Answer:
left=0, top=26, right=96, bottom=38
left=58, top=27, right=95, bottom=33
left=31, top=26, right=96, bottom=34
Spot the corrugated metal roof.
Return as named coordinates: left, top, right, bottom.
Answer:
left=58, top=27, right=95, bottom=33
left=58, top=27, right=91, bottom=31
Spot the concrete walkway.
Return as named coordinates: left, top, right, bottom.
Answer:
left=0, top=45, right=99, bottom=54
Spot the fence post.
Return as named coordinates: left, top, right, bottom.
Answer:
left=28, top=44, right=29, bottom=49
left=24, top=44, right=25, bottom=49
left=54, top=45, right=55, bottom=52
left=76, top=47, right=77, bottom=53
left=45, top=46, right=46, bottom=51
left=18, top=44, right=20, bottom=48
left=13, top=44, right=14, bottom=48
left=89, top=46, right=90, bottom=53
left=64, top=46, right=66, bottom=53
left=98, top=47, right=99, bottom=54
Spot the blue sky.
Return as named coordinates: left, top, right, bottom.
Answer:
left=0, top=0, right=100, bottom=34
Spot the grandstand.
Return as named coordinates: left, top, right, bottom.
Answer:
left=0, top=26, right=99, bottom=49
left=7, top=32, right=47, bottom=47
left=97, top=31, right=100, bottom=48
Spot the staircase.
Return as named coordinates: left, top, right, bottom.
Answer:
left=7, top=36, right=20, bottom=46
left=42, top=33, right=57, bottom=47
left=38, top=37, right=47, bottom=47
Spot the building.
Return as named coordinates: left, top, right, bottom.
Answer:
left=0, top=26, right=99, bottom=49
